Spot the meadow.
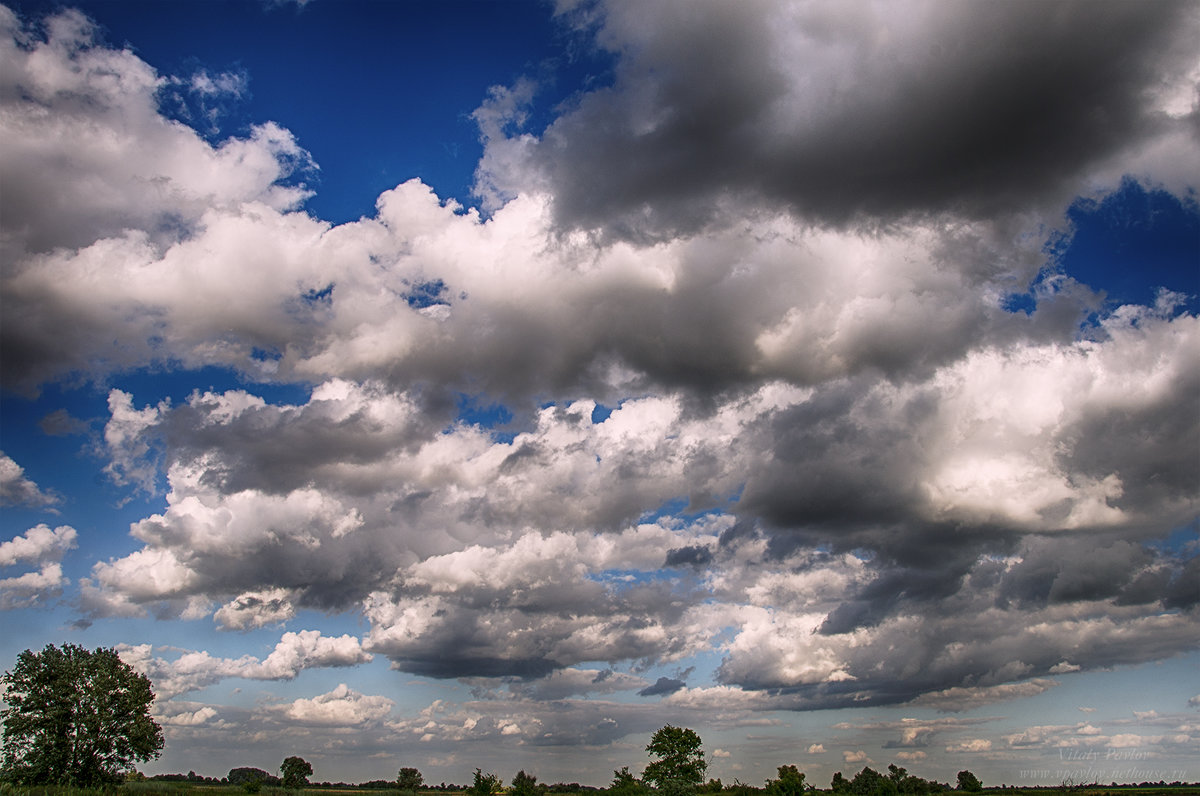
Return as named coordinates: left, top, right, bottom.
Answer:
left=3, top=782, right=1200, bottom=796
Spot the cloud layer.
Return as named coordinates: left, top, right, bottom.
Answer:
left=0, top=0, right=1197, bottom=781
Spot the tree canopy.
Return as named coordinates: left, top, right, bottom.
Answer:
left=956, top=771, right=982, bottom=792
left=0, top=644, right=163, bottom=787
left=511, top=769, right=541, bottom=796
left=281, top=756, right=313, bottom=789
left=397, top=767, right=424, bottom=791
left=468, top=768, right=503, bottom=796
left=643, top=725, right=707, bottom=791
left=766, top=765, right=807, bottom=796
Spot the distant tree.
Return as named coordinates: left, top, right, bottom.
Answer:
left=229, top=767, right=279, bottom=790
left=468, top=768, right=503, bottom=796
left=848, top=767, right=897, bottom=796
left=610, top=766, right=651, bottom=796
left=0, top=644, right=164, bottom=787
left=398, top=767, right=425, bottom=791
left=643, top=725, right=707, bottom=792
left=956, top=771, right=982, bottom=792
left=831, top=772, right=850, bottom=794
left=888, top=765, right=944, bottom=795
left=512, top=769, right=543, bottom=796
left=766, top=765, right=806, bottom=796
left=281, top=756, right=313, bottom=789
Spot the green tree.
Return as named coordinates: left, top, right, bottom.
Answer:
left=610, top=766, right=651, bottom=796
left=281, top=756, right=313, bottom=789
left=512, top=769, right=542, bottom=796
left=831, top=772, right=850, bottom=793
left=0, top=644, right=163, bottom=787
left=643, top=725, right=707, bottom=792
left=397, top=767, right=424, bottom=791
left=766, top=765, right=806, bottom=796
left=468, top=768, right=502, bottom=796
left=848, top=767, right=897, bottom=796
left=956, top=771, right=982, bottom=792
left=229, top=767, right=276, bottom=787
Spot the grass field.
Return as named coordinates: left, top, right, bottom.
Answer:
left=4, top=786, right=1200, bottom=796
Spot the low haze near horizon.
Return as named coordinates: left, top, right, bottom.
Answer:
left=1, top=0, right=1198, bottom=788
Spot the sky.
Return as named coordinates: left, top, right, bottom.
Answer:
left=0, top=0, right=1198, bottom=788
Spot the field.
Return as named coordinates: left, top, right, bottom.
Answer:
left=3, top=785, right=1200, bottom=796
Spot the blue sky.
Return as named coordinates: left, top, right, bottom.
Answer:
left=1, top=0, right=1198, bottom=788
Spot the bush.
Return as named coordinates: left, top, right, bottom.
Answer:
left=512, top=770, right=543, bottom=796
left=608, top=767, right=650, bottom=796
left=765, top=766, right=806, bottom=796
left=468, top=769, right=503, bottom=796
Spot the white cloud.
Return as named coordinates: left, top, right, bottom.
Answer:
left=946, top=739, right=992, bottom=753
left=0, top=524, right=77, bottom=609
left=214, top=588, right=297, bottom=630
left=0, top=453, right=58, bottom=507
left=277, top=683, right=394, bottom=726
left=120, top=631, right=371, bottom=698
left=0, top=523, right=76, bottom=566
left=252, top=630, right=373, bottom=679
left=0, top=6, right=311, bottom=260
left=912, top=680, right=1060, bottom=713
left=0, top=563, right=67, bottom=609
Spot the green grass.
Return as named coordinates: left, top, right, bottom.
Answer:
left=3, top=787, right=1199, bottom=796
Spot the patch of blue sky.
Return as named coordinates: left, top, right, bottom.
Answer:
left=1004, top=178, right=1199, bottom=317
left=987, top=651, right=1200, bottom=731
left=1055, top=179, right=1199, bottom=313
left=591, top=402, right=616, bottom=424
left=112, top=365, right=312, bottom=407
left=1145, top=520, right=1199, bottom=557
left=300, top=283, right=334, bottom=305
left=454, top=393, right=517, bottom=443
left=638, top=495, right=743, bottom=526
left=403, top=278, right=451, bottom=309
left=586, top=567, right=680, bottom=590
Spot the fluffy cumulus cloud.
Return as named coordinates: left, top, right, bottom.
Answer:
left=478, top=0, right=1200, bottom=239
left=0, top=0, right=1198, bottom=780
left=0, top=524, right=77, bottom=609
left=0, top=452, right=58, bottom=507
left=276, top=683, right=394, bottom=727
left=118, top=631, right=371, bottom=698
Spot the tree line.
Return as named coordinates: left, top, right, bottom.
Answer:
left=1, top=645, right=989, bottom=795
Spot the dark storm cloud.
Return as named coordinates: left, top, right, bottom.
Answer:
left=816, top=554, right=977, bottom=635
left=1162, top=555, right=1200, bottom=610
left=363, top=575, right=705, bottom=681
left=160, top=383, right=445, bottom=496
left=997, top=538, right=1153, bottom=608
left=638, top=676, right=686, bottom=697
left=513, top=0, right=1198, bottom=238
left=664, top=545, right=713, bottom=568
left=1059, top=369, right=1200, bottom=520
